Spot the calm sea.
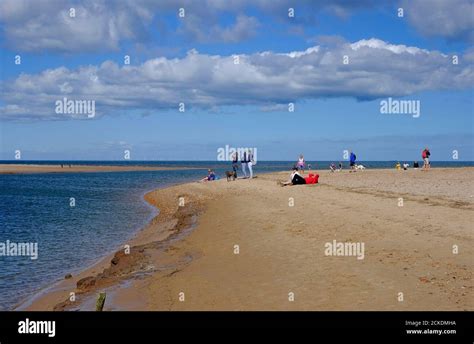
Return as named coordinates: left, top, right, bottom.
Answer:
left=0, top=160, right=472, bottom=310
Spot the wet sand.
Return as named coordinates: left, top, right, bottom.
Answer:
left=0, top=164, right=203, bottom=174
left=20, top=168, right=473, bottom=311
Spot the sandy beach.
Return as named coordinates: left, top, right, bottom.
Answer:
left=21, top=168, right=473, bottom=311
left=0, top=164, right=203, bottom=174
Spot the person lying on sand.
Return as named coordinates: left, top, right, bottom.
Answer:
left=278, top=167, right=306, bottom=186
left=200, top=169, right=216, bottom=182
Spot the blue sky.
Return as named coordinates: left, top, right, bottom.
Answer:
left=0, top=0, right=473, bottom=161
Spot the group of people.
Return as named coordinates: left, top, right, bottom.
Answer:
left=201, top=149, right=256, bottom=182
left=395, top=148, right=431, bottom=171
left=280, top=154, right=319, bottom=186
left=202, top=147, right=432, bottom=184
left=329, top=162, right=344, bottom=172
left=232, top=150, right=256, bottom=179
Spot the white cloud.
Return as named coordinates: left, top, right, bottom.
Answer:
left=0, top=0, right=154, bottom=52
left=1, top=39, right=472, bottom=120
left=350, top=39, right=430, bottom=55
left=402, top=0, right=474, bottom=43
left=1, top=0, right=473, bottom=53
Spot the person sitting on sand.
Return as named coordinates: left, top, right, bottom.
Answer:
left=338, top=162, right=343, bottom=171
left=413, top=161, right=419, bottom=169
left=395, top=162, right=401, bottom=170
left=329, top=163, right=336, bottom=172
left=403, top=163, right=409, bottom=170
left=279, top=167, right=306, bottom=186
left=200, top=169, right=216, bottom=182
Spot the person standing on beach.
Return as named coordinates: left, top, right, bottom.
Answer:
left=241, top=150, right=248, bottom=178
left=297, top=154, right=305, bottom=174
left=422, top=148, right=431, bottom=170
left=349, top=151, right=357, bottom=172
left=231, top=151, right=239, bottom=178
left=247, top=149, right=255, bottom=179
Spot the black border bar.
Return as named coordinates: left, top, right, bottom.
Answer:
left=0, top=311, right=472, bottom=342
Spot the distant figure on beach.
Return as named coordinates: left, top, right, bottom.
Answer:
left=240, top=150, right=254, bottom=179
left=413, top=161, right=419, bottom=169
left=231, top=152, right=239, bottom=178
left=279, top=167, right=306, bottom=186
left=422, top=148, right=431, bottom=170
left=247, top=149, right=255, bottom=179
left=61, top=164, right=63, bottom=168
left=403, top=163, right=409, bottom=170
left=395, top=162, right=401, bottom=170
left=241, top=151, right=249, bottom=178
left=200, top=169, right=216, bottom=182
left=349, top=151, right=357, bottom=172
left=338, top=162, right=343, bottom=171
left=296, top=154, right=305, bottom=174
left=329, top=163, right=336, bottom=172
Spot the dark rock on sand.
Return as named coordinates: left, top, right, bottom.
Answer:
left=77, top=276, right=96, bottom=290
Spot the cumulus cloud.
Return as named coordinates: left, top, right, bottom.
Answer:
left=0, top=0, right=155, bottom=52
left=1, top=38, right=472, bottom=120
left=2, top=0, right=472, bottom=53
left=402, top=0, right=474, bottom=43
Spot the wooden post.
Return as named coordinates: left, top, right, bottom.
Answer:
left=96, top=292, right=106, bottom=311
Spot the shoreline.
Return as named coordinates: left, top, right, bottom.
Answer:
left=0, top=164, right=205, bottom=174
left=13, top=185, right=161, bottom=311
left=17, top=177, right=211, bottom=311
left=18, top=168, right=474, bottom=311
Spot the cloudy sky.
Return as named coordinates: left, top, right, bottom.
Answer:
left=0, top=0, right=473, bottom=160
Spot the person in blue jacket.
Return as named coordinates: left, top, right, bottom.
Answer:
left=200, top=169, right=216, bottom=182
left=349, top=151, right=357, bottom=172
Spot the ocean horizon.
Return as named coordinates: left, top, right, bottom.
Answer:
left=2, top=160, right=474, bottom=168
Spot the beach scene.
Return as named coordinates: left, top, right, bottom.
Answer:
left=0, top=0, right=473, bottom=315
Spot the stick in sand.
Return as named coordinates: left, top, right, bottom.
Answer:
left=96, top=292, right=106, bottom=311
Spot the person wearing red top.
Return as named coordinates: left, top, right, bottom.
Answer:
left=422, top=148, right=431, bottom=170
